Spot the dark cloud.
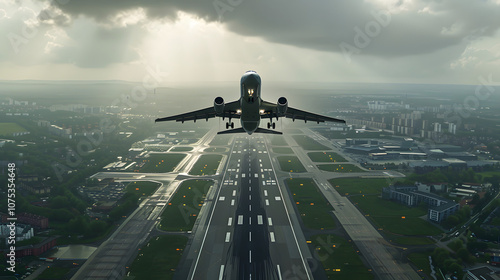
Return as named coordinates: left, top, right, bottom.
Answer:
left=45, top=0, right=500, bottom=57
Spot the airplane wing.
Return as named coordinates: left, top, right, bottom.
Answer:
left=260, top=100, right=345, bottom=124
left=155, top=100, right=240, bottom=123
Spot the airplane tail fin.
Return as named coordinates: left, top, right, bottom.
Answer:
left=217, top=127, right=283, bottom=135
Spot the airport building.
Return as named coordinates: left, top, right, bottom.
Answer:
left=382, top=185, right=459, bottom=223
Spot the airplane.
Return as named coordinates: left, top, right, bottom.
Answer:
left=155, top=70, right=346, bottom=135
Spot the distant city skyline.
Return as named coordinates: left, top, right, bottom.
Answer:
left=1, top=0, right=500, bottom=85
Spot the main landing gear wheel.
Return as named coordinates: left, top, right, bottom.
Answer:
left=226, top=122, right=234, bottom=129
left=267, top=122, right=276, bottom=129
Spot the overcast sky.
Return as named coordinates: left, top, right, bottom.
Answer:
left=1, top=0, right=499, bottom=85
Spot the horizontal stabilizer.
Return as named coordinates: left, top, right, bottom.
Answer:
left=217, top=128, right=246, bottom=135
left=254, top=128, right=283, bottom=135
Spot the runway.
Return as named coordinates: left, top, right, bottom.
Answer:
left=178, top=136, right=313, bottom=280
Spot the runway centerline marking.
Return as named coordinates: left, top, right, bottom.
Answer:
left=227, top=217, right=232, bottom=226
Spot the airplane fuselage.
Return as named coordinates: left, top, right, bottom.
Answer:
left=239, top=71, right=262, bottom=134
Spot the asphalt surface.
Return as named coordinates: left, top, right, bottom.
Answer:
left=178, top=135, right=313, bottom=280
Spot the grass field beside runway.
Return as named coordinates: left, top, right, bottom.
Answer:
left=407, top=251, right=433, bottom=277
left=310, top=234, right=374, bottom=280
left=0, top=122, right=28, bottom=136
left=328, top=178, right=392, bottom=196
left=317, top=164, right=365, bottom=173
left=277, top=156, right=307, bottom=173
left=286, top=178, right=336, bottom=230
left=170, top=146, right=193, bottom=152
left=272, top=147, right=294, bottom=154
left=125, top=181, right=161, bottom=196
left=160, top=180, right=212, bottom=231
left=269, top=135, right=288, bottom=146
left=349, top=195, right=442, bottom=236
left=128, top=235, right=188, bottom=280
left=209, top=134, right=232, bottom=146
left=139, top=153, right=186, bottom=173
left=292, top=135, right=330, bottom=150
left=308, top=151, right=347, bottom=162
left=189, top=154, right=223, bottom=175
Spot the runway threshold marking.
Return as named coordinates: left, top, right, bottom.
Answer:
left=268, top=217, right=273, bottom=226
left=225, top=232, right=231, bottom=242
left=265, top=199, right=269, bottom=206
left=275, top=196, right=281, bottom=201
left=231, top=199, right=235, bottom=206
left=264, top=190, right=268, bottom=196
left=232, top=190, right=236, bottom=196
left=219, top=265, right=224, bottom=280
left=219, top=196, right=225, bottom=201
left=257, top=215, right=263, bottom=225
left=227, top=217, right=232, bottom=226
left=238, top=215, right=243, bottom=225
left=270, top=232, right=275, bottom=242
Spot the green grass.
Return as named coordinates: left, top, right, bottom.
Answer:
left=160, top=180, right=212, bottom=231
left=391, top=236, right=436, bottom=245
left=128, top=235, right=188, bottom=280
left=189, top=154, right=223, bottom=175
left=0, top=122, right=28, bottom=136
left=139, top=153, right=186, bottom=173
left=318, top=164, right=365, bottom=173
left=292, top=135, right=330, bottom=150
left=273, top=147, right=294, bottom=154
left=310, top=234, right=374, bottom=280
left=204, top=147, right=228, bottom=153
left=209, top=135, right=232, bottom=146
left=408, top=251, right=433, bottom=277
left=328, top=178, right=391, bottom=195
left=270, top=135, right=288, bottom=146
left=126, top=181, right=161, bottom=196
left=277, top=156, right=307, bottom=173
left=170, top=146, right=193, bottom=152
left=478, top=171, right=500, bottom=178
left=37, top=266, right=71, bottom=280
left=350, top=195, right=442, bottom=236
left=308, top=151, right=347, bottom=162
left=286, top=178, right=336, bottom=230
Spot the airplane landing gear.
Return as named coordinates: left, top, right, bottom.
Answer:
left=267, top=122, right=276, bottom=129
left=226, top=122, right=234, bottom=129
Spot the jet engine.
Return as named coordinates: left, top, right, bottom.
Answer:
left=214, top=97, right=224, bottom=115
left=277, top=97, right=288, bottom=116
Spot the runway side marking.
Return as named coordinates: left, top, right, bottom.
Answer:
left=232, top=190, right=236, bottom=196
left=231, top=199, right=235, bottom=206
left=225, top=232, right=231, bottom=242
left=257, top=215, right=263, bottom=225
left=238, top=215, right=243, bottom=225
left=227, top=217, right=232, bottom=226
left=268, top=217, right=273, bottom=226
left=219, top=196, right=225, bottom=201
left=219, top=265, right=225, bottom=280
left=265, top=199, right=269, bottom=206
left=264, top=190, right=268, bottom=196
left=275, top=196, right=281, bottom=201
left=270, top=232, right=275, bottom=242
left=277, top=265, right=282, bottom=280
